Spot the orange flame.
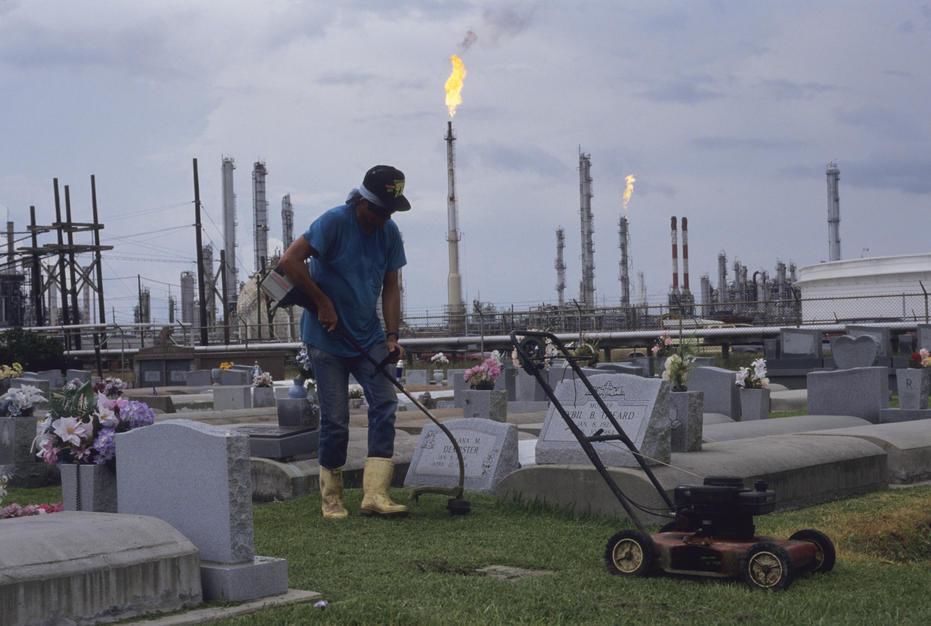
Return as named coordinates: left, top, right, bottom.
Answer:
left=444, top=54, right=467, bottom=117
left=622, top=174, right=636, bottom=214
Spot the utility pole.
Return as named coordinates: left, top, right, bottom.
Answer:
left=137, top=275, right=143, bottom=323
left=193, top=158, right=208, bottom=346
left=64, top=186, right=82, bottom=349
left=53, top=179, right=70, bottom=346
left=29, top=206, right=44, bottom=326
left=220, top=249, right=230, bottom=344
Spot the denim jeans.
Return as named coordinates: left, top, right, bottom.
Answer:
left=309, top=342, right=399, bottom=469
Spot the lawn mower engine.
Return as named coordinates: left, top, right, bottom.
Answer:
left=605, top=476, right=836, bottom=590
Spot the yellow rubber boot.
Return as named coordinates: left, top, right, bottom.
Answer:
left=320, top=466, right=348, bottom=520
left=360, top=457, right=408, bottom=517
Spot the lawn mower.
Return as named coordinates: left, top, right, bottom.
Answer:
left=510, top=330, right=835, bottom=590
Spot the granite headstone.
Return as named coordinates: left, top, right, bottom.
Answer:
left=688, top=366, right=741, bottom=419
left=846, top=325, right=891, bottom=358
left=780, top=328, right=822, bottom=358
left=830, top=335, right=879, bottom=370
left=535, top=373, right=670, bottom=467
left=807, top=366, right=889, bottom=423
left=404, top=417, right=519, bottom=493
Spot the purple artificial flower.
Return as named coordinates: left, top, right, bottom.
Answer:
left=92, top=428, right=116, bottom=464
left=123, top=400, right=156, bottom=429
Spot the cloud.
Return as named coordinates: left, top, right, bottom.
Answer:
left=693, top=136, right=804, bottom=151
left=481, top=3, right=537, bottom=44
left=834, top=106, right=919, bottom=140
left=316, top=71, right=377, bottom=86
left=842, top=158, right=931, bottom=195
left=638, top=78, right=722, bottom=103
left=470, top=142, right=567, bottom=177
left=760, top=79, right=836, bottom=100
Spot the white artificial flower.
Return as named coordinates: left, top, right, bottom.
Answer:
left=51, top=417, right=90, bottom=447
left=735, top=368, right=748, bottom=388
left=97, top=406, right=119, bottom=429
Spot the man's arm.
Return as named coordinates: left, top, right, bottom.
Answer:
left=279, top=237, right=338, bottom=331
left=382, top=270, right=403, bottom=355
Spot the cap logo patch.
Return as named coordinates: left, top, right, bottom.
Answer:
left=386, top=179, right=405, bottom=198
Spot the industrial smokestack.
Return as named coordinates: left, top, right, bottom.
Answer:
left=717, top=251, right=727, bottom=306
left=252, top=161, right=269, bottom=273
left=826, top=161, right=841, bottom=261
left=445, top=121, right=465, bottom=332
left=221, top=157, right=238, bottom=309
left=619, top=216, right=630, bottom=307
left=681, top=217, right=690, bottom=292
left=638, top=272, right=647, bottom=307
left=700, top=274, right=712, bottom=311
left=670, top=216, right=679, bottom=293
left=578, top=151, right=595, bottom=307
left=180, top=271, right=195, bottom=323
left=281, top=194, right=294, bottom=249
left=555, top=227, right=566, bottom=306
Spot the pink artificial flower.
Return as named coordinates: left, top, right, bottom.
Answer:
left=51, top=417, right=90, bottom=448
left=36, top=438, right=59, bottom=464
left=651, top=345, right=660, bottom=355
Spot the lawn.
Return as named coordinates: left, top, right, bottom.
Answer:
left=5, top=484, right=930, bottom=625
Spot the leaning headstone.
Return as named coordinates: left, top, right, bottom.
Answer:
left=688, top=366, right=741, bottom=419
left=535, top=373, right=670, bottom=467
left=669, top=390, right=703, bottom=452
left=404, top=417, right=519, bottom=493
left=213, top=386, right=253, bottom=411
left=831, top=335, right=879, bottom=370
left=780, top=328, right=823, bottom=358
left=807, top=367, right=889, bottom=423
left=846, top=325, right=892, bottom=358
left=116, top=420, right=287, bottom=602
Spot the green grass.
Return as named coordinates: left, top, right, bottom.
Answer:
left=6, top=484, right=930, bottom=625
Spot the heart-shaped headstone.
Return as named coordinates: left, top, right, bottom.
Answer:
left=830, top=335, right=879, bottom=370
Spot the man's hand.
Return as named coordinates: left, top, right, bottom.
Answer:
left=316, top=295, right=338, bottom=332
left=387, top=337, right=404, bottom=359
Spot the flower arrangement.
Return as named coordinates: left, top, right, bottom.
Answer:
left=0, top=385, right=46, bottom=417
left=93, top=377, right=126, bottom=399
left=572, top=340, right=600, bottom=367
left=0, top=362, right=23, bottom=379
left=253, top=371, right=274, bottom=387
left=651, top=331, right=673, bottom=358
left=909, top=349, right=931, bottom=368
left=295, top=347, right=314, bottom=379
left=736, top=358, right=769, bottom=390
left=348, top=384, right=364, bottom=399
left=662, top=353, right=694, bottom=392
left=0, top=474, right=7, bottom=505
left=430, top=352, right=450, bottom=368
left=1, top=502, right=63, bottom=519
left=33, top=381, right=155, bottom=465
left=464, top=351, right=503, bottom=390
left=219, top=361, right=234, bottom=370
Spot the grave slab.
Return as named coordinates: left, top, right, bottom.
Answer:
left=703, top=414, right=870, bottom=442
left=801, top=419, right=931, bottom=483
left=404, top=417, right=519, bottom=493
left=0, top=512, right=201, bottom=626
left=878, top=408, right=931, bottom=423
left=536, top=373, right=670, bottom=467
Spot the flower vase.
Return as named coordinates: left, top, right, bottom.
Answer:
left=432, top=370, right=445, bottom=384
left=739, top=388, right=770, bottom=421
left=60, top=463, right=118, bottom=513
left=896, top=368, right=929, bottom=410
left=288, top=377, right=308, bottom=399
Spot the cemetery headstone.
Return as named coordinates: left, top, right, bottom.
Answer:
left=535, top=373, right=670, bottom=467
left=452, top=372, right=466, bottom=408
left=807, top=367, right=889, bottom=423
left=219, top=369, right=250, bottom=386
left=780, top=328, right=822, bottom=358
left=462, top=390, right=507, bottom=421
left=185, top=370, right=213, bottom=387
left=116, top=420, right=288, bottom=602
left=493, top=367, right=518, bottom=400
left=406, top=369, right=428, bottom=386
left=669, top=390, right=703, bottom=452
left=404, top=417, right=519, bottom=493
left=213, top=386, right=253, bottom=411
left=65, top=369, right=92, bottom=384
left=831, top=335, right=879, bottom=370
left=918, top=324, right=931, bottom=351
left=688, top=366, right=741, bottom=419
left=516, top=370, right=549, bottom=402
left=10, top=377, right=50, bottom=397
left=597, top=363, right=645, bottom=376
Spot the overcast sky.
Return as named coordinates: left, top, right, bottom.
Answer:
left=1, top=0, right=929, bottom=324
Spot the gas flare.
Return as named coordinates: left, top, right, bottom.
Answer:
left=622, top=174, right=636, bottom=214
left=444, top=54, right=467, bottom=117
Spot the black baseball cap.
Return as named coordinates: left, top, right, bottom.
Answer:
left=359, top=165, right=411, bottom=213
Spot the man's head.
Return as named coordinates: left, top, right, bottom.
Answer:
left=358, top=165, right=411, bottom=215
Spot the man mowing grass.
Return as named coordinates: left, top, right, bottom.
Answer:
left=279, top=165, right=410, bottom=520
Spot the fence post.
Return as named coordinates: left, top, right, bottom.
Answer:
left=921, top=281, right=929, bottom=323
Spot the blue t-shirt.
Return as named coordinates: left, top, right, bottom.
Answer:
left=300, top=203, right=406, bottom=357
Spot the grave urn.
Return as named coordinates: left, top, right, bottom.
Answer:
left=432, top=369, right=445, bottom=384
left=895, top=368, right=929, bottom=410
left=253, top=386, right=276, bottom=408
left=462, top=389, right=507, bottom=422
left=288, top=377, right=308, bottom=399
left=739, top=388, right=770, bottom=421
left=60, top=463, right=117, bottom=513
